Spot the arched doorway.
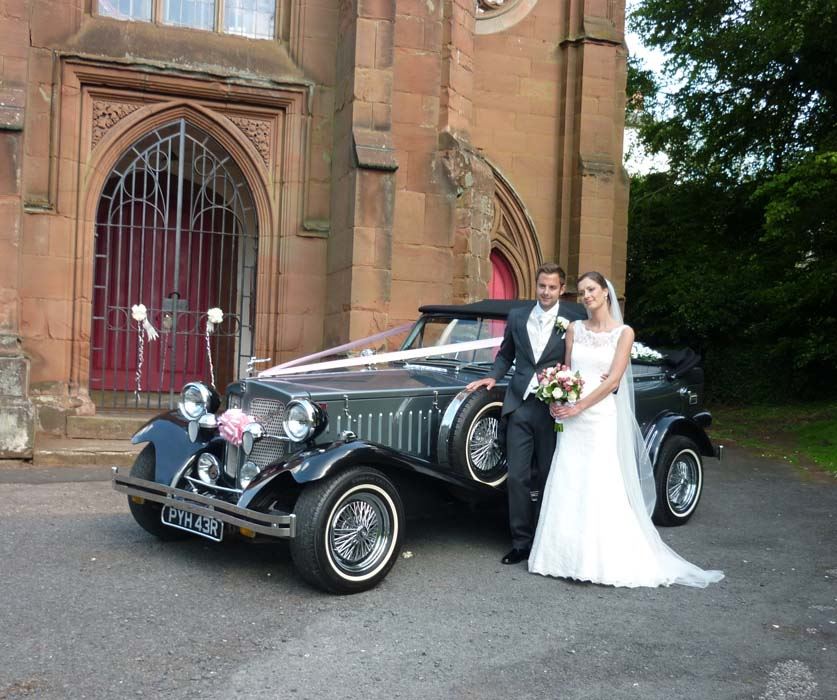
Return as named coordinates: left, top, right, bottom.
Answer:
left=486, top=162, right=543, bottom=298
left=90, top=119, right=258, bottom=409
left=488, top=249, right=518, bottom=299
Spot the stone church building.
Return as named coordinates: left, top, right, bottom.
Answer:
left=0, top=0, right=629, bottom=457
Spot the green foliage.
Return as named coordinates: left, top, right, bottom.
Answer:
left=625, top=0, right=837, bottom=402
left=630, top=0, right=837, bottom=178
left=711, top=401, right=837, bottom=473
left=627, top=165, right=837, bottom=401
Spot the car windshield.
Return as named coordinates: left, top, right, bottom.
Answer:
left=400, top=316, right=506, bottom=364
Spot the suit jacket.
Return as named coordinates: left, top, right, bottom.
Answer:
left=490, top=301, right=587, bottom=416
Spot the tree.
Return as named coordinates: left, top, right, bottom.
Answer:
left=630, top=0, right=837, bottom=179
left=625, top=0, right=837, bottom=400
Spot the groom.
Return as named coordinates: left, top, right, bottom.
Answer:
left=466, top=263, right=585, bottom=564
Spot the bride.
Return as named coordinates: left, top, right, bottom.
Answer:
left=528, top=271, right=724, bottom=588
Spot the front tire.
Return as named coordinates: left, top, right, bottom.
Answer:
left=652, top=436, right=704, bottom=526
left=290, top=467, right=404, bottom=594
left=127, top=444, right=187, bottom=540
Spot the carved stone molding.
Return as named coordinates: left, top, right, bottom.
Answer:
left=228, top=115, right=272, bottom=166
left=488, top=163, right=543, bottom=298
left=91, top=100, right=142, bottom=148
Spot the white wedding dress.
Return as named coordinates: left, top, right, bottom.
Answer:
left=528, top=321, right=724, bottom=588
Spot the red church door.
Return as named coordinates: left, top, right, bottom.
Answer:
left=489, top=249, right=518, bottom=300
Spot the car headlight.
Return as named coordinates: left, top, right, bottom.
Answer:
left=196, top=453, right=220, bottom=485
left=283, top=399, right=319, bottom=442
left=179, top=382, right=212, bottom=421
left=239, top=460, right=261, bottom=489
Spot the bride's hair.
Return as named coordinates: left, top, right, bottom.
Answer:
left=577, top=270, right=611, bottom=306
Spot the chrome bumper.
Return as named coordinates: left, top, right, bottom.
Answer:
left=112, top=467, right=296, bottom=539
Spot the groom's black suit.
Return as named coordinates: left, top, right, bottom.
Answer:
left=489, top=300, right=586, bottom=550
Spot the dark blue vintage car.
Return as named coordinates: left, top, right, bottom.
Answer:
left=112, top=300, right=721, bottom=593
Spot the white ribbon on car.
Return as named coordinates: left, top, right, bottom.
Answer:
left=268, top=323, right=414, bottom=372
left=258, top=336, right=503, bottom=378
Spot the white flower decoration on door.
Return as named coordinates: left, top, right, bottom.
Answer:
left=131, top=303, right=159, bottom=398
left=205, top=307, right=224, bottom=388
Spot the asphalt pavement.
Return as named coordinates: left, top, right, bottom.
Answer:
left=0, top=446, right=835, bottom=700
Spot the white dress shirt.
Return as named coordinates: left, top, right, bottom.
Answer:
left=523, top=302, right=560, bottom=399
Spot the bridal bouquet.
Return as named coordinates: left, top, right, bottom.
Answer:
left=535, top=364, right=585, bottom=432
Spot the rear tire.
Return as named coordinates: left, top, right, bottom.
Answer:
left=127, top=444, right=188, bottom=540
left=652, top=436, right=704, bottom=526
left=290, top=467, right=404, bottom=594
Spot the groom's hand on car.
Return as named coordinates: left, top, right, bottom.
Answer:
left=465, top=377, right=496, bottom=393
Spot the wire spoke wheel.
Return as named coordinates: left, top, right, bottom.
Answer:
left=290, top=468, right=404, bottom=593
left=329, top=493, right=391, bottom=574
left=666, top=452, right=700, bottom=515
left=468, top=414, right=503, bottom=473
left=653, top=436, right=704, bottom=526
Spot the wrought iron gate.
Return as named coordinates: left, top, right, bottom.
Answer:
left=91, top=120, right=258, bottom=410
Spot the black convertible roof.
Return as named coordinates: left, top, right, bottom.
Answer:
left=418, top=299, right=586, bottom=319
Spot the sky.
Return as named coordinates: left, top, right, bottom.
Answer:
left=623, top=2, right=670, bottom=174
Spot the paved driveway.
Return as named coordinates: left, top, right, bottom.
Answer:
left=0, top=446, right=834, bottom=699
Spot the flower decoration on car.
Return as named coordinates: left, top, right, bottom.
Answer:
left=217, top=408, right=257, bottom=447
left=631, top=342, right=664, bottom=363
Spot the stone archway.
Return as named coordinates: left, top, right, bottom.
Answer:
left=487, top=165, right=543, bottom=299
left=90, top=119, right=259, bottom=409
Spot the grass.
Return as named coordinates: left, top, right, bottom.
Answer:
left=708, top=400, right=837, bottom=474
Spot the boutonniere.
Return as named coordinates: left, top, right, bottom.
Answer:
left=554, top=316, right=570, bottom=338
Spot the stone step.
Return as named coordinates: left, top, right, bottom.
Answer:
left=66, top=412, right=158, bottom=440
left=33, top=437, right=143, bottom=468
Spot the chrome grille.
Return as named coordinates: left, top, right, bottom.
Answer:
left=247, top=398, right=287, bottom=469
left=224, top=397, right=287, bottom=478
left=249, top=398, right=287, bottom=436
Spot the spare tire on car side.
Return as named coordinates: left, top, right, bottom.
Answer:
left=440, top=388, right=507, bottom=486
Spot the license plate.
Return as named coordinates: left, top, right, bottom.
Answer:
left=161, top=505, right=223, bottom=542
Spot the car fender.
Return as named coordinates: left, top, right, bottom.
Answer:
left=131, top=413, right=218, bottom=485
left=237, top=437, right=493, bottom=510
left=644, top=412, right=716, bottom=468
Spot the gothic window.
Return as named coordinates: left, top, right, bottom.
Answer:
left=97, top=0, right=276, bottom=40
left=475, top=0, right=538, bottom=34
left=475, top=0, right=521, bottom=17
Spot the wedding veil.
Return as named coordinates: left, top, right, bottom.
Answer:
left=601, top=279, right=724, bottom=587
left=603, top=279, right=657, bottom=517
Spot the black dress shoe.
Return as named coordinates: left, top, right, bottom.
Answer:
left=501, top=547, right=530, bottom=565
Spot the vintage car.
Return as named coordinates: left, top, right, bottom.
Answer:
left=112, top=300, right=721, bottom=593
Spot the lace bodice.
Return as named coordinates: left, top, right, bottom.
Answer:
left=571, top=320, right=626, bottom=394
